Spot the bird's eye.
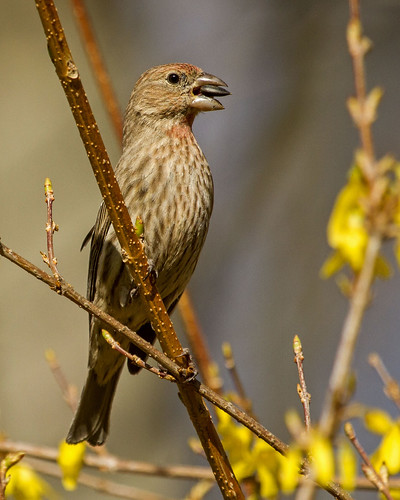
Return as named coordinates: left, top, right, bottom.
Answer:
left=167, top=73, right=180, bottom=85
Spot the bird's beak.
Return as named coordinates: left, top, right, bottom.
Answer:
left=191, top=73, right=230, bottom=111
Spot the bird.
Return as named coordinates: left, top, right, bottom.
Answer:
left=66, top=63, right=229, bottom=446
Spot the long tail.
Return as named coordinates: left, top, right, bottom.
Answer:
left=66, top=368, right=122, bottom=446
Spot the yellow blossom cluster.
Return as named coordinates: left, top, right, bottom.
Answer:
left=216, top=409, right=358, bottom=498
left=5, top=464, right=54, bottom=500
left=4, top=440, right=86, bottom=499
left=322, top=158, right=400, bottom=281
left=322, top=166, right=370, bottom=276
left=365, top=408, right=400, bottom=489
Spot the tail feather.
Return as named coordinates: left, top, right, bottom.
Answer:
left=66, top=368, right=121, bottom=446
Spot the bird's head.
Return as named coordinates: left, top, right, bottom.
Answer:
left=127, top=63, right=230, bottom=127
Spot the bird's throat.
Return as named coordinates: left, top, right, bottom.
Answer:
left=167, top=122, right=195, bottom=140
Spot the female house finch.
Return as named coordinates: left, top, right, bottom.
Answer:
left=67, top=63, right=229, bottom=446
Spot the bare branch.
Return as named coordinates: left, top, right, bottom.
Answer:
left=0, top=440, right=213, bottom=481
left=179, top=291, right=222, bottom=394
left=347, top=0, right=375, bottom=180
left=69, top=0, right=123, bottom=142
left=222, top=342, right=252, bottom=416
left=319, top=0, right=383, bottom=438
left=101, top=329, right=175, bottom=381
left=41, top=177, right=60, bottom=282
left=293, top=335, right=311, bottom=431
left=45, top=349, right=78, bottom=411
left=369, top=353, right=400, bottom=410
left=345, top=422, right=394, bottom=500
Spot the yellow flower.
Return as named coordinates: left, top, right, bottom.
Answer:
left=252, top=439, right=280, bottom=497
left=308, top=431, right=335, bottom=485
left=5, top=464, right=53, bottom=500
left=365, top=409, right=394, bottom=435
left=257, top=463, right=279, bottom=499
left=216, top=408, right=254, bottom=481
left=337, top=438, right=357, bottom=491
left=364, top=409, right=400, bottom=475
left=217, top=409, right=282, bottom=496
left=277, top=446, right=302, bottom=493
left=57, top=440, right=86, bottom=491
left=322, top=166, right=368, bottom=276
left=371, top=422, right=400, bottom=475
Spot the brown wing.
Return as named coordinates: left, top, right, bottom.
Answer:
left=84, top=202, right=111, bottom=305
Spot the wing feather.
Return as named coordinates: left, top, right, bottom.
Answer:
left=86, top=202, right=111, bottom=304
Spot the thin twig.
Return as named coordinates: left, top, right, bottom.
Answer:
left=196, top=380, right=288, bottom=454
left=102, top=329, right=175, bottom=381
left=346, top=476, right=400, bottom=491
left=319, top=0, right=383, bottom=438
left=45, top=349, right=78, bottom=411
left=41, top=178, right=60, bottom=281
left=222, top=343, right=252, bottom=415
left=344, top=422, right=394, bottom=500
left=349, top=0, right=359, bottom=18
left=368, top=353, right=400, bottom=410
left=347, top=0, right=375, bottom=180
left=179, top=291, right=222, bottom=394
left=320, top=232, right=381, bottom=437
left=45, top=348, right=110, bottom=457
left=0, top=453, right=25, bottom=500
left=292, top=336, right=313, bottom=500
left=69, top=0, right=123, bottom=142
left=295, top=479, right=317, bottom=500
left=293, top=335, right=311, bottom=431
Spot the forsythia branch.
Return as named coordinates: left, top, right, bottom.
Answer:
left=0, top=439, right=213, bottom=481
left=70, top=0, right=124, bottom=144
left=319, top=0, right=384, bottom=439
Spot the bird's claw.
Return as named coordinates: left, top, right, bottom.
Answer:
left=129, top=285, right=140, bottom=300
left=177, top=349, right=197, bottom=382
left=144, top=261, right=158, bottom=286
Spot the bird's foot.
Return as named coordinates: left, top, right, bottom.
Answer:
left=176, top=348, right=198, bottom=382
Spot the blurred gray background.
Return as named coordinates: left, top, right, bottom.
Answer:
left=1, top=1, right=400, bottom=498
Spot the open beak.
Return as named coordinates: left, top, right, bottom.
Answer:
left=191, top=73, right=230, bottom=111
